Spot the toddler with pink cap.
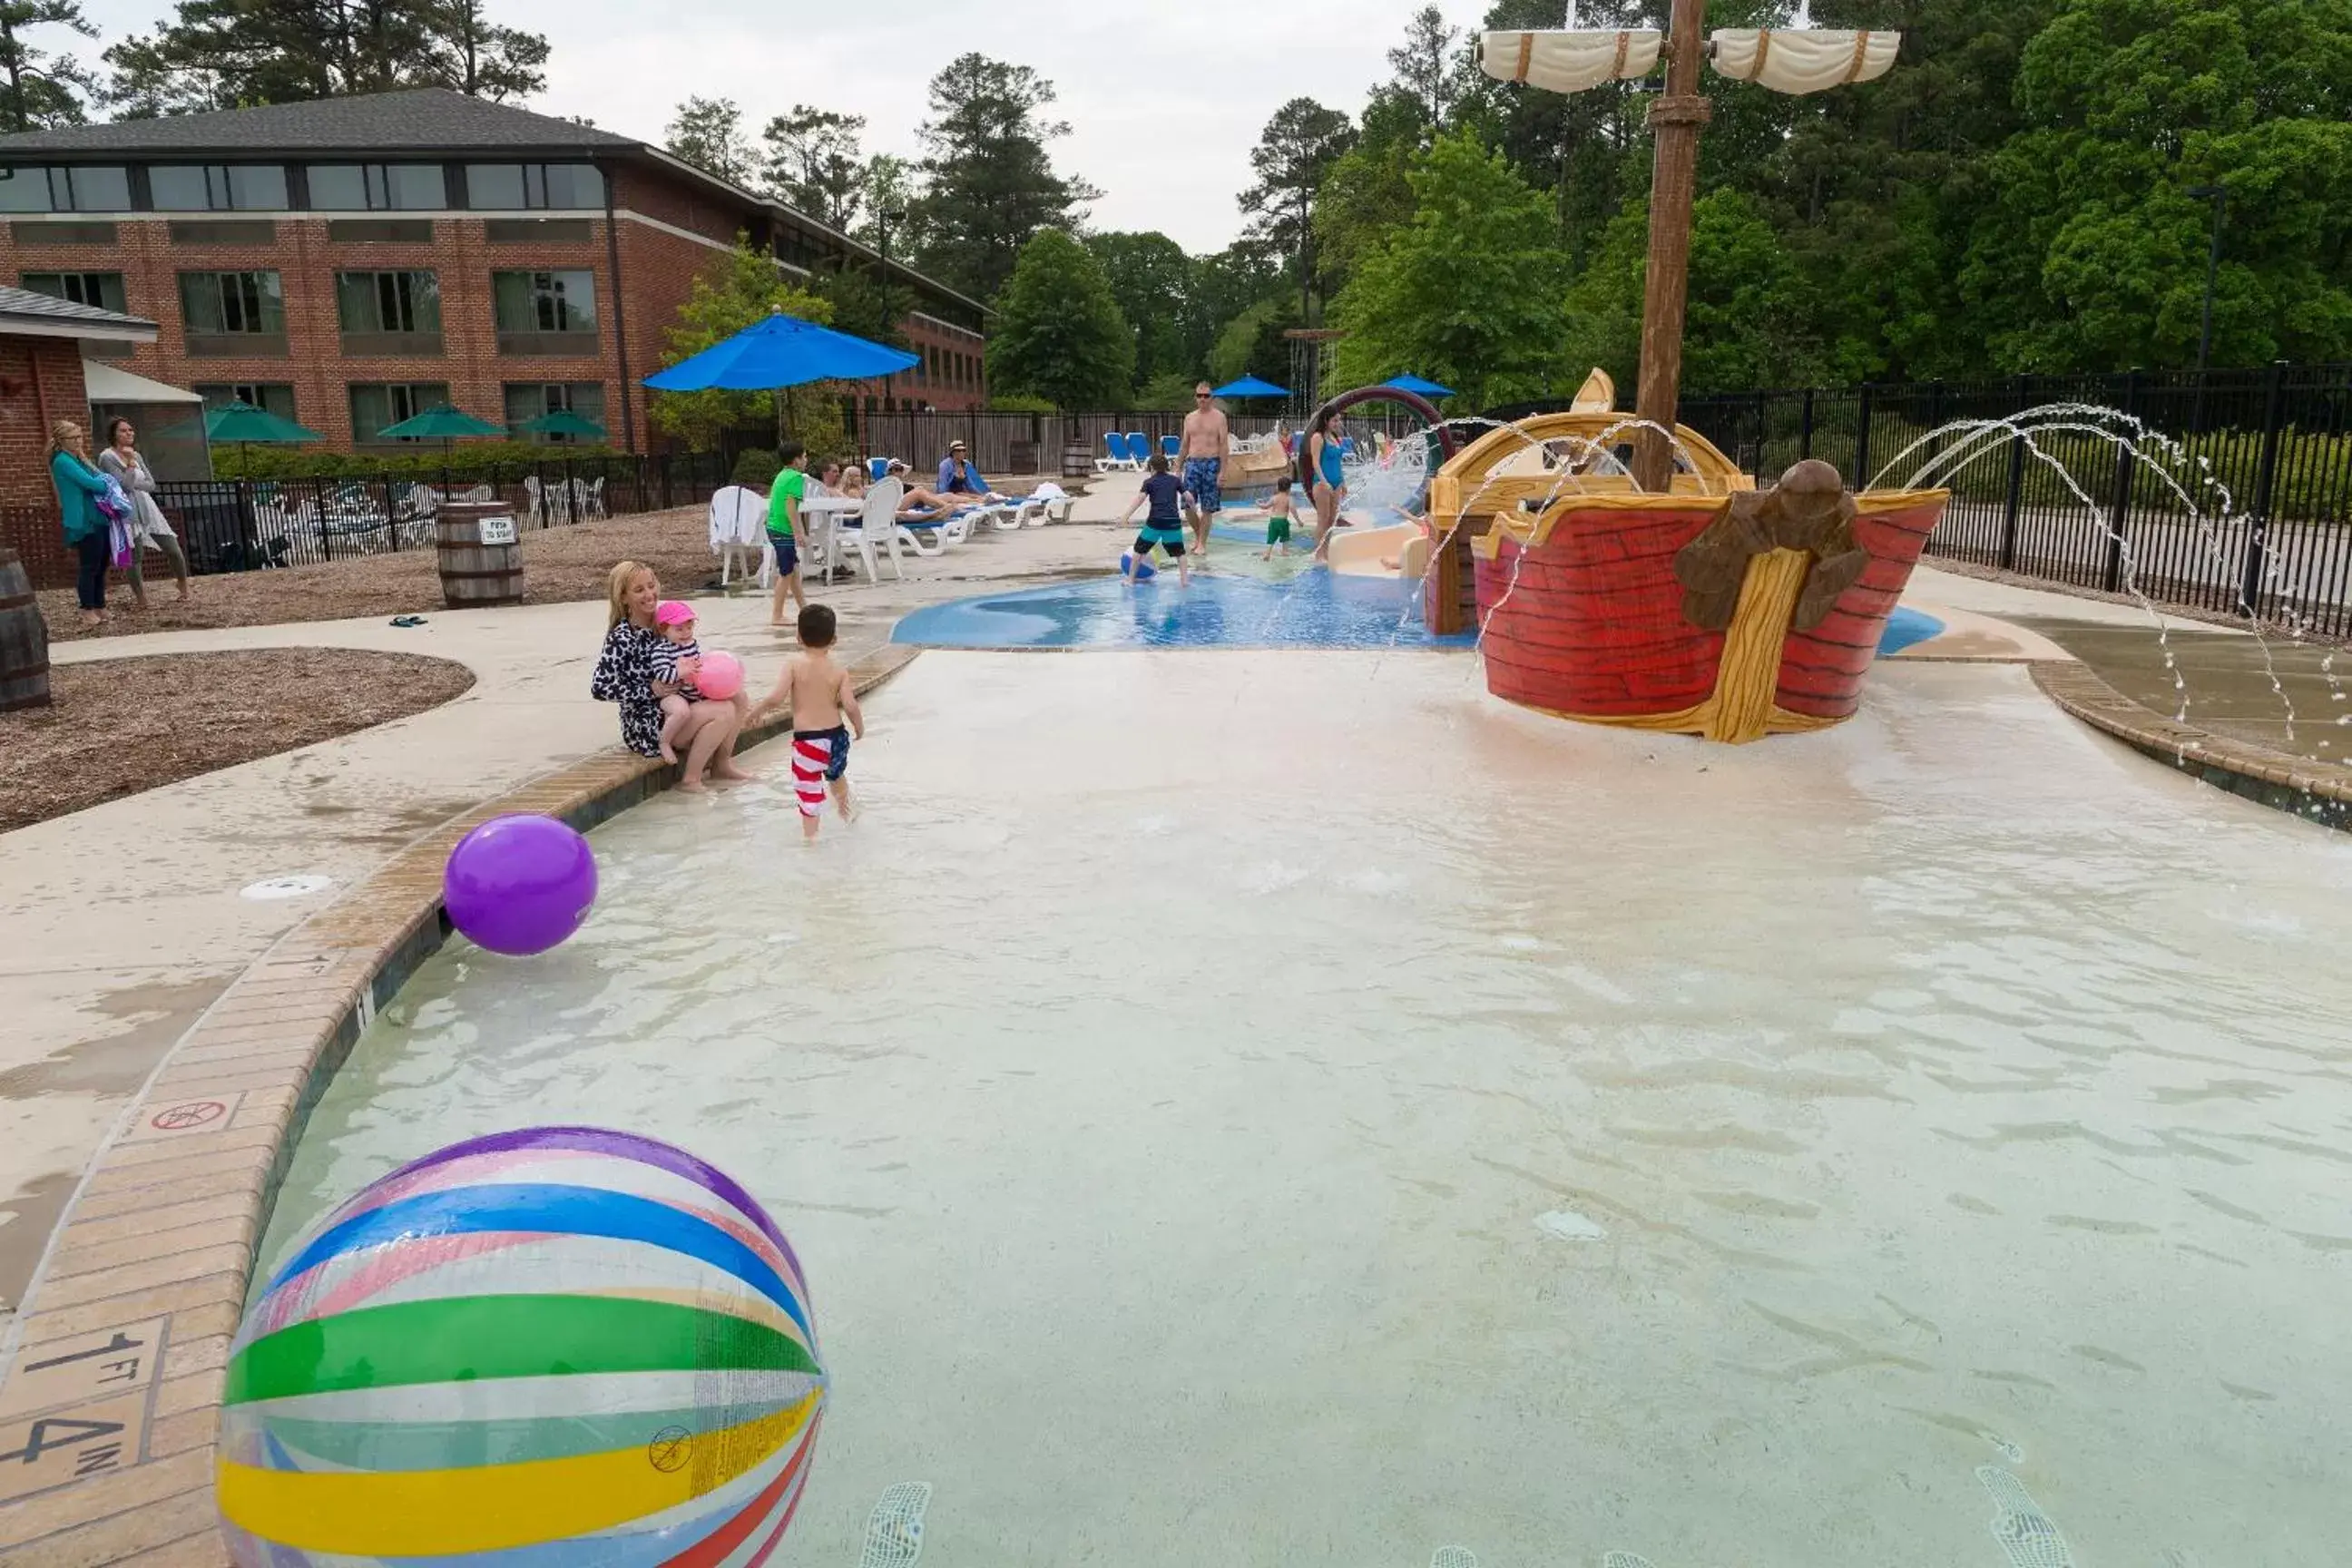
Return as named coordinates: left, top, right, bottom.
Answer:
left=651, top=600, right=706, bottom=763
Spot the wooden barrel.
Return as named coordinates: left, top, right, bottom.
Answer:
left=0, top=548, right=52, bottom=712
left=435, top=501, right=524, bottom=609
left=1062, top=440, right=1093, bottom=479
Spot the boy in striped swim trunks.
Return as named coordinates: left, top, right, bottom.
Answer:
left=749, top=603, right=864, bottom=841
left=1121, top=454, right=1192, bottom=587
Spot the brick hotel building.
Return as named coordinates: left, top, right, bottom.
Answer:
left=0, top=88, right=987, bottom=471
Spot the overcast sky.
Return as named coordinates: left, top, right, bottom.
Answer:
left=72, top=0, right=1508, bottom=254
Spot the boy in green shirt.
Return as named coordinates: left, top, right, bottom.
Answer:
left=767, top=441, right=808, bottom=628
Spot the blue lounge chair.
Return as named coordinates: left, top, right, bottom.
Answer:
left=1126, top=433, right=1149, bottom=469
left=869, top=457, right=891, bottom=481
left=1160, top=435, right=1181, bottom=463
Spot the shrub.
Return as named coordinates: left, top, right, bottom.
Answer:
left=212, top=441, right=620, bottom=480
left=731, top=448, right=781, bottom=488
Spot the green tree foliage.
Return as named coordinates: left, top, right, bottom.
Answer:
left=762, top=105, right=867, bottom=230
left=989, top=228, right=1134, bottom=411
left=853, top=153, right=925, bottom=253
left=1181, top=243, right=1282, bottom=380
left=808, top=264, right=909, bottom=352
left=1329, top=132, right=1567, bottom=408
left=1085, top=230, right=1193, bottom=392
left=1562, top=189, right=1825, bottom=395
left=664, top=95, right=755, bottom=186
left=911, top=54, right=1097, bottom=303
left=1208, top=298, right=1303, bottom=389
left=649, top=235, right=848, bottom=456
left=0, top=0, right=97, bottom=130
left=1958, top=0, right=2352, bottom=371
left=1239, top=97, right=1357, bottom=321
left=1386, top=5, right=1466, bottom=133
left=105, top=0, right=546, bottom=116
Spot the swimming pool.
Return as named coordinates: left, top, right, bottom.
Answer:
left=260, top=652, right=2352, bottom=1566
left=893, top=560, right=1950, bottom=657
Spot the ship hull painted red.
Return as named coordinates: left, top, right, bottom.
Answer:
left=1472, top=503, right=1726, bottom=718
left=1472, top=493, right=1951, bottom=727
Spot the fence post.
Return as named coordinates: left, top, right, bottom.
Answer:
left=317, top=476, right=331, bottom=562
left=1853, top=384, right=1875, bottom=488
left=2102, top=369, right=2141, bottom=593
left=2241, top=358, right=2289, bottom=616
left=1798, top=388, right=1815, bottom=460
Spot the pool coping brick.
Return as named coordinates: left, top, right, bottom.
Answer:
left=0, top=645, right=919, bottom=1565
left=2033, top=661, right=2352, bottom=833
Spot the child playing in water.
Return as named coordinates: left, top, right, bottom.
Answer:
left=1260, top=476, right=1298, bottom=560
left=749, top=603, right=865, bottom=841
left=1121, top=453, right=1191, bottom=587
left=652, top=600, right=704, bottom=764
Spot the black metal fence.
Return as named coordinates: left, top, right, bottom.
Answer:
left=1672, top=363, right=2352, bottom=636
left=155, top=452, right=732, bottom=574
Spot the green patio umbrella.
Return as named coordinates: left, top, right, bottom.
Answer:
left=516, top=408, right=609, bottom=441
left=377, top=402, right=508, bottom=477
left=205, top=400, right=323, bottom=447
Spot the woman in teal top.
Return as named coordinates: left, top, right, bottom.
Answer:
left=50, top=418, right=118, bottom=627
left=1308, top=411, right=1348, bottom=561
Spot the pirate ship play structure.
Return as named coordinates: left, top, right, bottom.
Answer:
left=1409, top=3, right=1945, bottom=745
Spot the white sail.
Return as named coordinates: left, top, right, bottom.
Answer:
left=1709, top=28, right=1900, bottom=94
left=1479, top=29, right=1663, bottom=94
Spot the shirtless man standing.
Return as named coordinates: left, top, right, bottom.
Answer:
left=1179, top=382, right=1230, bottom=555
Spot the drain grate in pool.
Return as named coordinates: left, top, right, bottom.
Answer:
left=859, top=1481, right=932, bottom=1568
left=1978, top=1467, right=2075, bottom=1568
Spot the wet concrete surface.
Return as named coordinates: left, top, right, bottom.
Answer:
left=2014, top=619, right=2350, bottom=765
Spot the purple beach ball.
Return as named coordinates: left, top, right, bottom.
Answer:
left=442, top=815, right=598, bottom=956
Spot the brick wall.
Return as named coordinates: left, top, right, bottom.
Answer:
left=0, top=336, right=88, bottom=586
left=0, top=216, right=625, bottom=450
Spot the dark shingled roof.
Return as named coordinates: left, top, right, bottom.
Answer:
left=0, top=282, right=157, bottom=332
left=0, top=88, right=640, bottom=157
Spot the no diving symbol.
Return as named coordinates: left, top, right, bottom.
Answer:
left=150, top=1102, right=225, bottom=1132
left=647, top=1426, right=693, bottom=1474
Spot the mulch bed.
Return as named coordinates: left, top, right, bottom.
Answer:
left=0, top=650, right=475, bottom=832
left=37, top=507, right=727, bottom=644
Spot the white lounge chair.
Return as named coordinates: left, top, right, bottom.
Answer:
left=836, top=478, right=906, bottom=583
left=708, top=485, right=769, bottom=586
left=574, top=475, right=606, bottom=519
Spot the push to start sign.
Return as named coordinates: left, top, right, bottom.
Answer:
left=0, top=1317, right=167, bottom=1504
left=476, top=514, right=518, bottom=545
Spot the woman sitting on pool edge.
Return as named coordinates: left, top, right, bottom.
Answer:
left=592, top=560, right=751, bottom=791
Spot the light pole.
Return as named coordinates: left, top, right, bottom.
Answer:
left=2188, top=184, right=2228, bottom=376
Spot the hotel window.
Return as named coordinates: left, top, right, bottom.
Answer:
left=350, top=382, right=454, bottom=443
left=309, top=163, right=447, bottom=211
left=491, top=269, right=598, bottom=354
left=149, top=164, right=289, bottom=211
left=504, top=381, right=608, bottom=441
left=19, top=270, right=128, bottom=314
left=178, top=270, right=286, bottom=356
left=336, top=270, right=442, bottom=355
left=193, top=382, right=299, bottom=422
left=466, top=162, right=604, bottom=211
left=0, top=164, right=131, bottom=212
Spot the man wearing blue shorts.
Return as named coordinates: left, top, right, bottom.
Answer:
left=1180, top=382, right=1230, bottom=556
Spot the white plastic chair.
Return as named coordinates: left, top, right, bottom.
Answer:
left=575, top=475, right=606, bottom=519
left=708, top=485, right=769, bottom=586
left=836, top=478, right=906, bottom=583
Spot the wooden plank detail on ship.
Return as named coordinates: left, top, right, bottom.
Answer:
left=1472, top=502, right=1726, bottom=716
left=1775, top=495, right=1948, bottom=720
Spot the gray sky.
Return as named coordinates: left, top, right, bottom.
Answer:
left=71, top=0, right=1505, bottom=255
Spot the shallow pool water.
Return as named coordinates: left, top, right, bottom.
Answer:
left=262, top=653, right=2352, bottom=1566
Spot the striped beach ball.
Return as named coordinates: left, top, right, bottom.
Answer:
left=218, top=1128, right=824, bottom=1567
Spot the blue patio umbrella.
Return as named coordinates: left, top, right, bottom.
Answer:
left=644, top=310, right=919, bottom=392
left=1385, top=374, right=1455, bottom=399
left=1212, top=376, right=1290, bottom=399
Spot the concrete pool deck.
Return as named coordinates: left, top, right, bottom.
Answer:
left=0, top=489, right=2345, bottom=1563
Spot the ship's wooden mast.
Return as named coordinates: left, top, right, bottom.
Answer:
left=1631, top=0, right=1712, bottom=495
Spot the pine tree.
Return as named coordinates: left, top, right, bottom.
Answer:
left=911, top=54, right=1096, bottom=302
left=0, top=0, right=97, bottom=131
left=1085, top=230, right=1193, bottom=392
left=761, top=105, right=867, bottom=230
left=664, top=96, right=754, bottom=186
left=104, top=0, right=547, bottom=116
left=1238, top=97, right=1356, bottom=324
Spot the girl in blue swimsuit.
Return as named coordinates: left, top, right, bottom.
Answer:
left=1308, top=412, right=1348, bottom=560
